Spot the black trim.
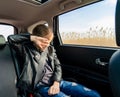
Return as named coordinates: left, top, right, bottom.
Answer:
left=116, top=0, right=120, bottom=46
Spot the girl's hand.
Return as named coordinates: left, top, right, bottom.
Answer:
left=48, top=81, right=60, bottom=95
left=31, top=35, right=49, bottom=51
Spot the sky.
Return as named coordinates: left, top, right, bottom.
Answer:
left=0, top=25, right=14, bottom=41
left=59, top=0, right=117, bottom=33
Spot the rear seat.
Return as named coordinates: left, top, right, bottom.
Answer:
left=0, top=35, right=17, bottom=97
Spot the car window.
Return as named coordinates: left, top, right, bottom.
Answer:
left=0, top=24, right=14, bottom=41
left=58, top=0, right=117, bottom=47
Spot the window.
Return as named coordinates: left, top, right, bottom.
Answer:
left=58, top=0, right=117, bottom=47
left=19, top=0, right=49, bottom=5
left=0, top=24, right=14, bottom=41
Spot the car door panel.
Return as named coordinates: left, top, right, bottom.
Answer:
left=55, top=45, right=116, bottom=97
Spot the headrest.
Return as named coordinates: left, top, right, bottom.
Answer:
left=0, top=35, right=6, bottom=48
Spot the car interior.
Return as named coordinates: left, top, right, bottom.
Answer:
left=109, top=0, right=120, bottom=97
left=0, top=0, right=119, bottom=97
left=0, top=35, right=17, bottom=97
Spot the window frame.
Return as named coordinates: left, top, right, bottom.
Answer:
left=54, top=0, right=117, bottom=48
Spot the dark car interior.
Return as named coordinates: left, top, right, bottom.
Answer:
left=0, top=35, right=17, bottom=97
left=0, top=0, right=119, bottom=97
left=109, top=0, right=120, bottom=97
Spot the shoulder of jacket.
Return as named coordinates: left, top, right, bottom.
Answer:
left=48, top=45, right=55, bottom=54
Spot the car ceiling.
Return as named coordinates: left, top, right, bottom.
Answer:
left=0, top=0, right=98, bottom=28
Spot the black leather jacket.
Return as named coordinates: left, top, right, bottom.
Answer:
left=8, top=33, right=62, bottom=87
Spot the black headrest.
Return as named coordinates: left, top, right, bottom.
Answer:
left=115, top=0, right=120, bottom=46
left=0, top=35, right=6, bottom=49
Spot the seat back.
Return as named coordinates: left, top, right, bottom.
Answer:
left=109, top=50, right=120, bottom=97
left=0, top=35, right=17, bottom=97
left=109, top=0, right=120, bottom=97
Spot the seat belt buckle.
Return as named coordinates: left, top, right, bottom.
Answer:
left=29, top=93, right=34, bottom=97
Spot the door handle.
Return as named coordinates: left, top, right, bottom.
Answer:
left=95, top=58, right=108, bottom=66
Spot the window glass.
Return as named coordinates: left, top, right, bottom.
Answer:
left=58, top=0, right=117, bottom=47
left=0, top=24, right=14, bottom=41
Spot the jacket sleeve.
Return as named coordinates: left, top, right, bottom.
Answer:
left=54, top=52, right=62, bottom=82
left=7, top=33, right=31, bottom=56
left=7, top=33, right=31, bottom=44
left=49, top=46, right=62, bottom=82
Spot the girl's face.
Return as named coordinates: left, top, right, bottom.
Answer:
left=44, top=32, right=54, bottom=44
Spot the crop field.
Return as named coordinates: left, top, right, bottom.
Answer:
left=60, top=26, right=116, bottom=47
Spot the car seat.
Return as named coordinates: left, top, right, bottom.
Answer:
left=109, top=50, right=120, bottom=97
left=0, top=35, right=17, bottom=97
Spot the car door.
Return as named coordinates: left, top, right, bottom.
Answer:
left=53, top=0, right=118, bottom=97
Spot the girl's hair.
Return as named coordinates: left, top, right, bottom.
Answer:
left=32, top=24, right=52, bottom=37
